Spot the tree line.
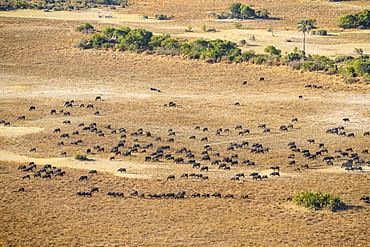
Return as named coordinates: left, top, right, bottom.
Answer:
left=74, top=23, right=370, bottom=83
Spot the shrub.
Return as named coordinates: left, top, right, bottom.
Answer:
left=235, top=22, right=242, bottom=29
left=334, top=56, right=355, bottom=63
left=74, top=154, right=88, bottom=160
left=317, top=29, right=327, bottom=36
left=185, top=26, right=193, bottom=32
left=292, top=191, right=346, bottom=211
left=155, top=14, right=169, bottom=20
left=337, top=9, right=370, bottom=29
left=264, top=45, right=281, bottom=56
left=201, top=25, right=207, bottom=32
left=239, top=39, right=247, bottom=46
left=72, top=37, right=89, bottom=49
left=75, top=23, right=94, bottom=33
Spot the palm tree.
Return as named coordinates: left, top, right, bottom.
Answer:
left=297, top=19, right=314, bottom=53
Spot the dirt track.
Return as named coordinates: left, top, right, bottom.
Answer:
left=1, top=13, right=370, bottom=247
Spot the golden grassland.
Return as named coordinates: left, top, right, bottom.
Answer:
left=0, top=10, right=370, bottom=246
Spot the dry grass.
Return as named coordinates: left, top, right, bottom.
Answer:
left=0, top=14, right=370, bottom=247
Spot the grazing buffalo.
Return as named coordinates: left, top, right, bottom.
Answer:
left=174, top=157, right=184, bottom=163
left=18, top=165, right=27, bottom=170
left=270, top=172, right=280, bottom=177
left=200, top=166, right=209, bottom=171
left=79, top=176, right=88, bottom=180
left=95, top=96, right=102, bottom=101
left=230, top=177, right=240, bottom=181
left=212, top=193, right=222, bottom=198
left=202, top=155, right=210, bottom=161
left=22, top=174, right=30, bottom=179
left=29, top=106, right=36, bottom=111
left=17, top=115, right=25, bottom=120
left=42, top=174, right=52, bottom=179
left=29, top=148, right=36, bottom=152
left=270, top=166, right=280, bottom=171
left=118, top=168, right=126, bottom=173
left=167, top=175, right=176, bottom=180
left=192, top=163, right=201, bottom=168
left=44, top=164, right=52, bottom=169
left=57, top=141, right=64, bottom=146
left=89, top=170, right=97, bottom=174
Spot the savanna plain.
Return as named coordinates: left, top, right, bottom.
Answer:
left=1, top=0, right=370, bottom=246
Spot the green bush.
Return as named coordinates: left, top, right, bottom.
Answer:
left=75, top=23, right=94, bottom=33
left=72, top=37, right=89, bottom=49
left=155, top=14, right=169, bottom=20
left=239, top=39, right=247, bottom=46
left=74, top=154, right=88, bottom=160
left=185, top=26, right=193, bottom=32
left=264, top=45, right=281, bottom=56
left=292, top=191, right=346, bottom=211
left=235, top=22, right=243, bottom=29
left=338, top=9, right=370, bottom=29
left=317, top=29, right=327, bottom=36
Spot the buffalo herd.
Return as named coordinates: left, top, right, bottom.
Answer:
left=6, top=92, right=370, bottom=204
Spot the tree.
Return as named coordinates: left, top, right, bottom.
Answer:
left=240, top=5, right=255, bottom=19
left=297, top=19, right=314, bottom=53
left=264, top=45, right=281, bottom=56
left=75, top=23, right=94, bottom=33
left=119, top=29, right=153, bottom=51
left=256, top=9, right=269, bottom=19
left=337, top=14, right=358, bottom=29
left=229, top=3, right=242, bottom=18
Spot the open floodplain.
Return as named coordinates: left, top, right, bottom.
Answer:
left=1, top=5, right=370, bottom=246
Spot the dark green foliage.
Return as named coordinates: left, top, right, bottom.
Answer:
left=316, top=29, right=327, bottom=36
left=118, top=28, right=153, bottom=51
left=179, top=38, right=242, bottom=62
left=256, top=9, right=269, bottom=19
left=75, top=23, right=94, bottom=33
left=300, top=55, right=335, bottom=72
left=74, top=154, right=88, bottom=160
left=217, top=3, right=268, bottom=20
left=334, top=56, right=355, bottom=63
left=1, top=0, right=129, bottom=10
left=72, top=37, right=89, bottom=49
left=155, top=14, right=169, bottom=20
left=338, top=9, right=370, bottom=29
left=264, top=45, right=281, bottom=56
left=292, top=191, right=346, bottom=211
left=90, top=33, right=107, bottom=49
left=77, top=24, right=368, bottom=81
